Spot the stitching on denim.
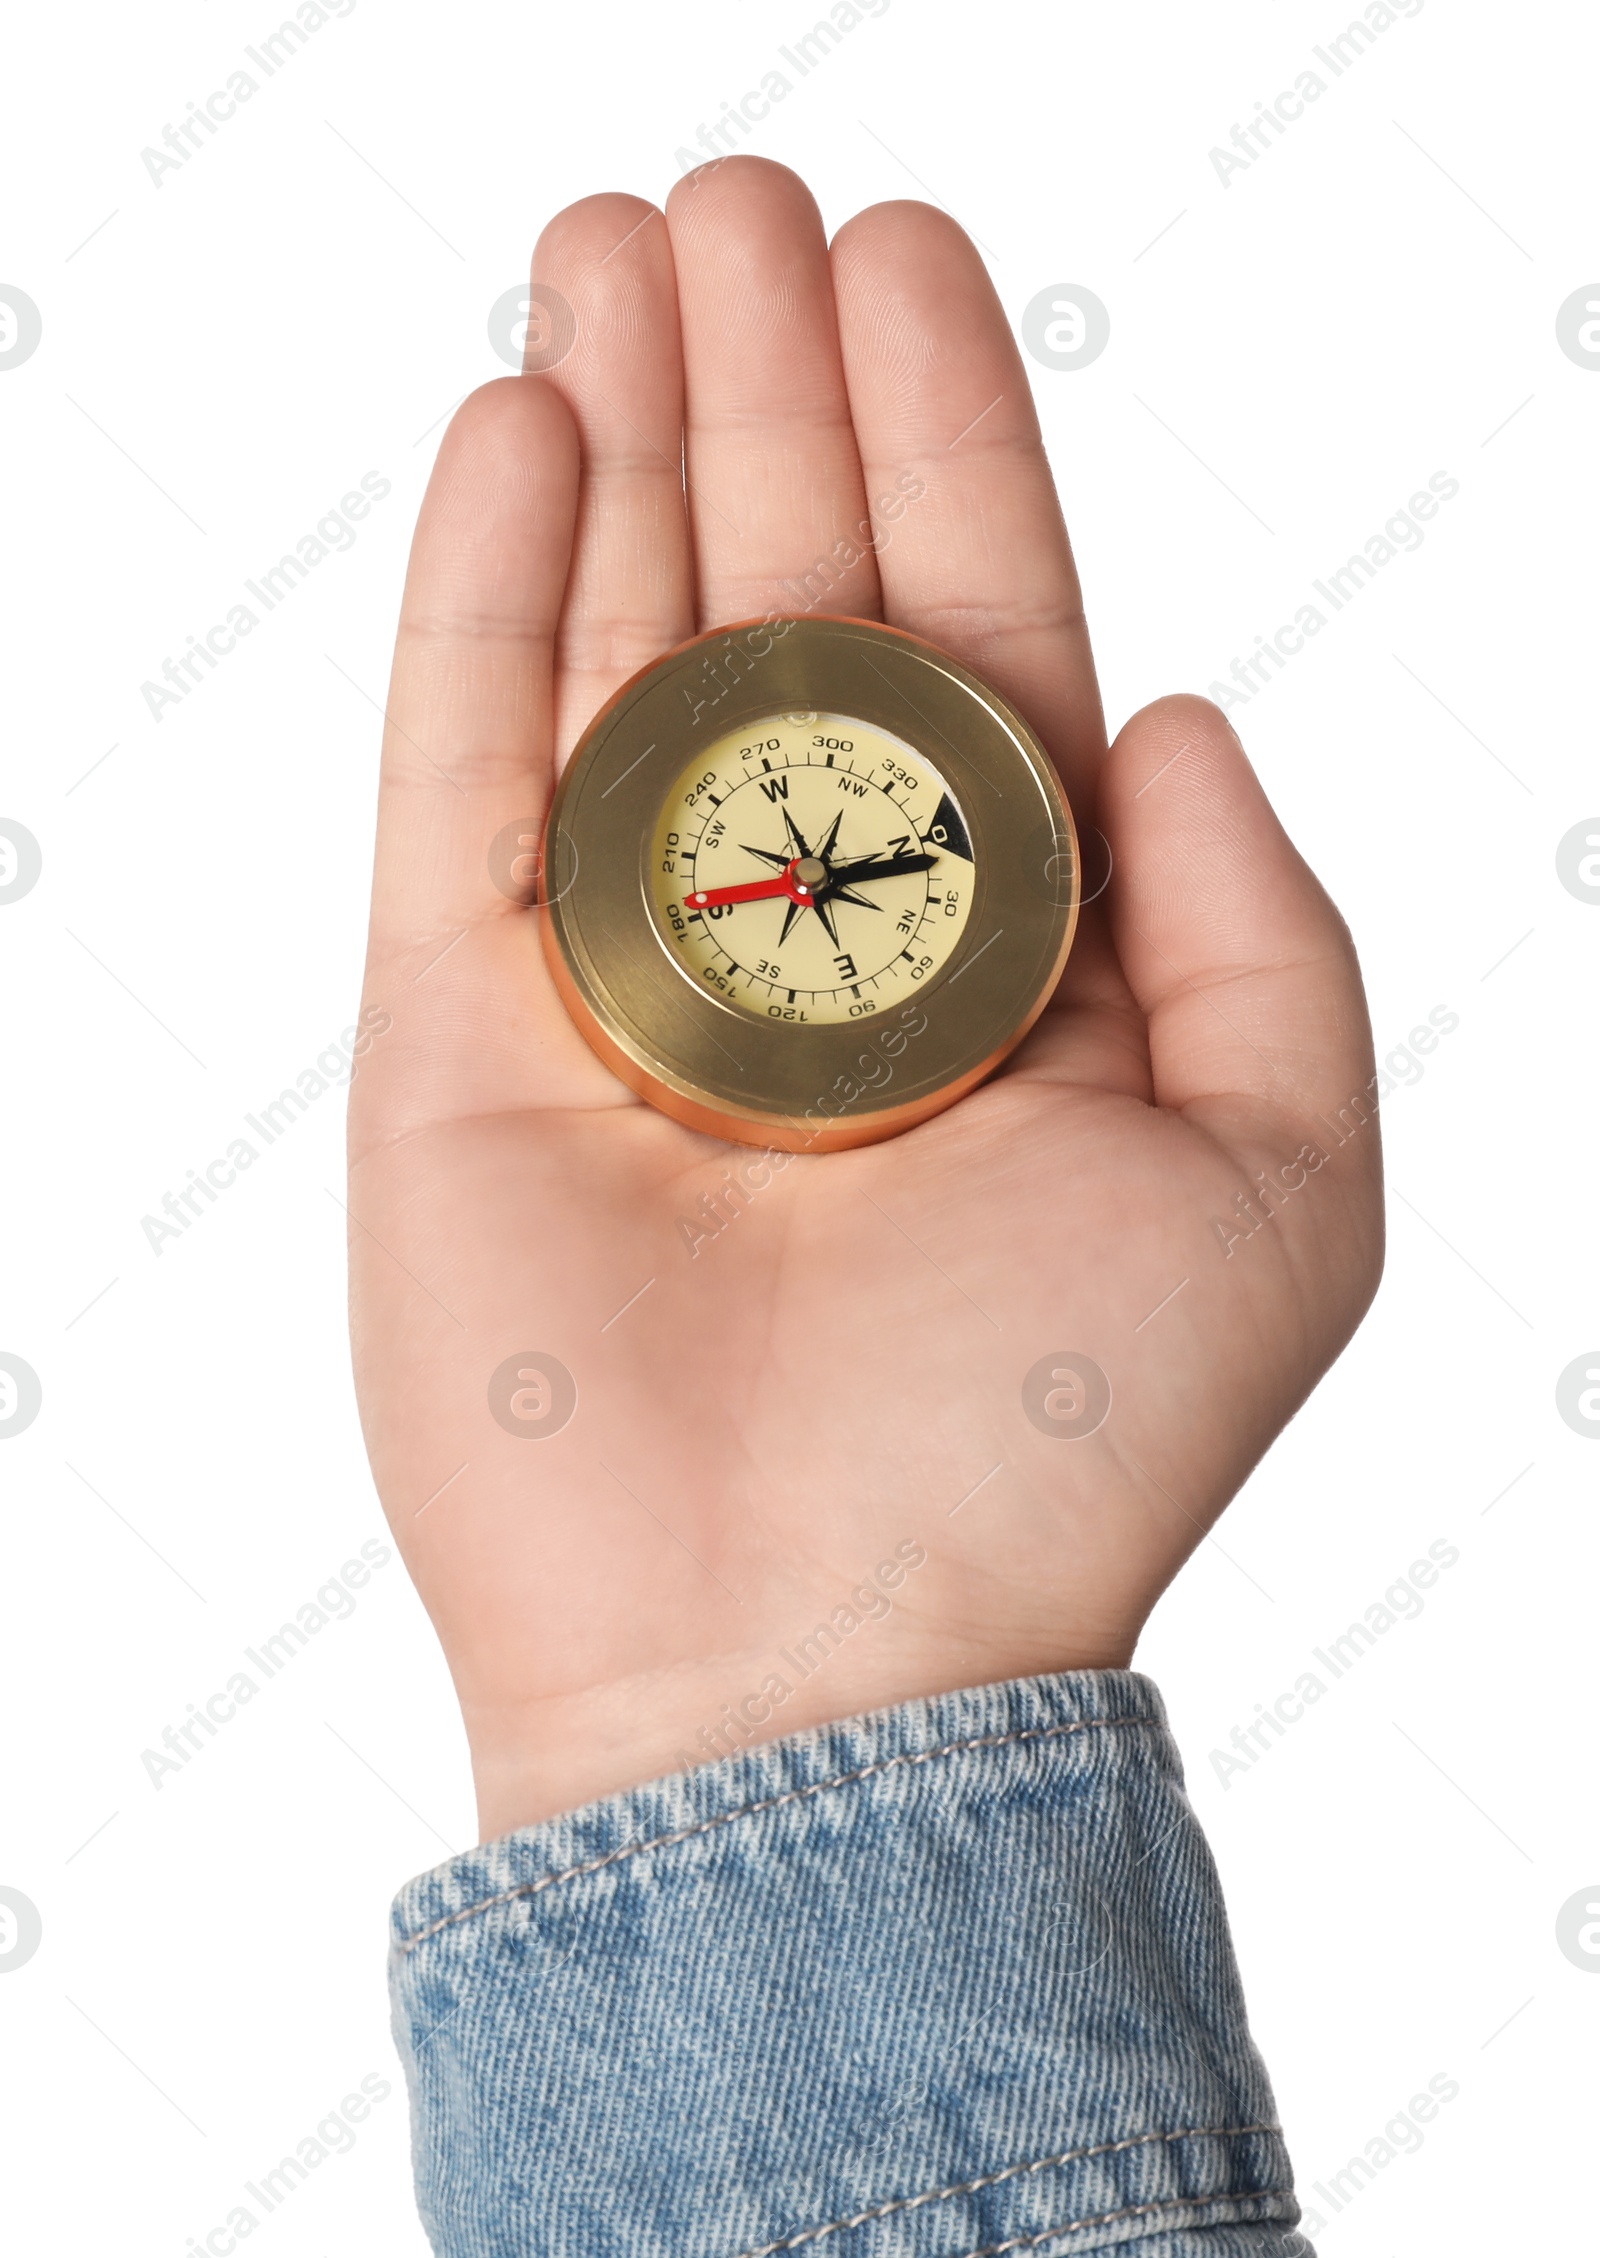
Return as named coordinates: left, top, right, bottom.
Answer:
left=729, top=2125, right=1284, bottom=2257
left=395, top=1711, right=1156, bottom=1953
left=953, top=2184, right=1296, bottom=2258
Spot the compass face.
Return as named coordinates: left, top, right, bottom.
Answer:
left=649, top=712, right=975, bottom=1025
left=540, top=615, right=1078, bottom=1152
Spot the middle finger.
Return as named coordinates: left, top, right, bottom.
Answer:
left=665, top=158, right=881, bottom=630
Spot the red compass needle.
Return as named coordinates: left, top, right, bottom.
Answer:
left=687, top=860, right=813, bottom=911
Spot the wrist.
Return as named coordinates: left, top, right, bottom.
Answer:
left=461, top=1620, right=1137, bottom=1839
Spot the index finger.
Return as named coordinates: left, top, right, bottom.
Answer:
left=363, top=376, right=579, bottom=961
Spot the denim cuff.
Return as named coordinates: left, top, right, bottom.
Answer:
left=389, top=1670, right=1308, bottom=2257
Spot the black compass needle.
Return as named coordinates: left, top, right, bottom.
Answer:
left=827, top=851, right=939, bottom=886
left=809, top=849, right=937, bottom=918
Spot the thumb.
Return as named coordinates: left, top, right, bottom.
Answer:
left=1101, top=693, right=1378, bottom=1157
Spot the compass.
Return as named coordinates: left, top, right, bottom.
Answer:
left=539, top=615, right=1079, bottom=1151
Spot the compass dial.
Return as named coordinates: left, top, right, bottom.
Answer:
left=649, top=712, right=974, bottom=1024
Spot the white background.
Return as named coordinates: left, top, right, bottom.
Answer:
left=2, top=0, right=1595, bottom=2250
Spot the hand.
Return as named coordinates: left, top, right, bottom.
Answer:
left=348, top=159, right=1383, bottom=1840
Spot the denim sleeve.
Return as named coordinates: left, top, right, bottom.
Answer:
left=389, top=1669, right=1311, bottom=2258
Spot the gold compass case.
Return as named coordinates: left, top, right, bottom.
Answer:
left=539, top=616, right=1080, bottom=1152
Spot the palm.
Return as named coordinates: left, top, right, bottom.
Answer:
left=349, top=164, right=1381, bottom=1837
